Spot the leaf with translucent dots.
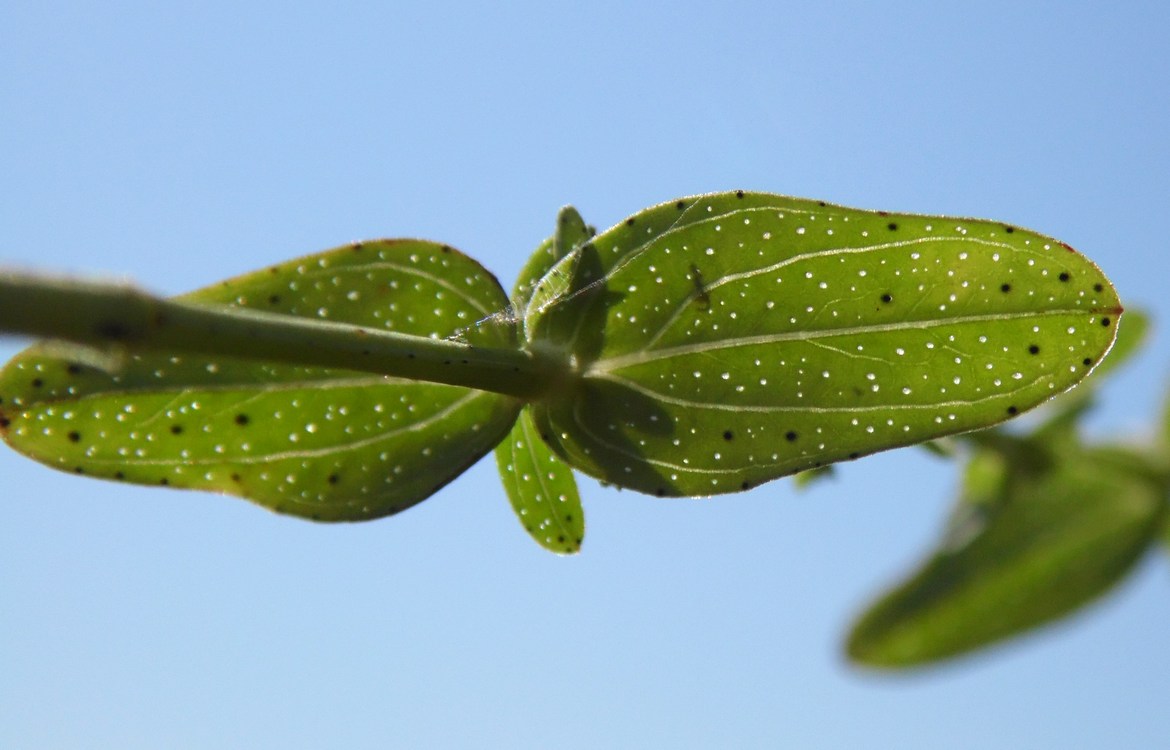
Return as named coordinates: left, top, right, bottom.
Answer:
left=527, top=191, right=1122, bottom=497
left=0, top=240, right=521, bottom=521
left=496, top=408, right=584, bottom=553
left=495, top=207, right=586, bottom=551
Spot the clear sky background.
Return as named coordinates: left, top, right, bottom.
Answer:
left=2, top=2, right=1167, bottom=747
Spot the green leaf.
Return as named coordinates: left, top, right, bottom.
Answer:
left=847, top=442, right=1165, bottom=668
left=511, top=206, right=593, bottom=315
left=1030, top=308, right=1150, bottom=442
left=791, top=464, right=835, bottom=489
left=495, top=210, right=585, bottom=551
left=0, top=240, right=521, bottom=520
left=495, top=408, right=584, bottom=554
left=527, top=191, right=1122, bottom=497
left=1088, top=307, right=1148, bottom=380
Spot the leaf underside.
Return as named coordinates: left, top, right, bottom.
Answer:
left=528, top=191, right=1122, bottom=497
left=495, top=408, right=584, bottom=553
left=847, top=443, right=1165, bottom=668
left=494, top=206, right=586, bottom=551
left=0, top=240, right=520, bottom=521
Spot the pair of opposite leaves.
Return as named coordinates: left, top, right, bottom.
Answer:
left=0, top=192, right=1121, bottom=553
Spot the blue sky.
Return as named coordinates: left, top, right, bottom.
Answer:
left=2, top=2, right=1168, bottom=747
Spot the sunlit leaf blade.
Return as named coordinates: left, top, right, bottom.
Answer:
left=513, top=236, right=557, bottom=313
left=1086, top=308, right=1147, bottom=381
left=512, top=206, right=592, bottom=315
left=495, top=408, right=584, bottom=553
left=496, top=216, right=585, bottom=551
left=528, top=191, right=1122, bottom=497
left=847, top=443, right=1165, bottom=668
left=1030, top=309, right=1150, bottom=442
left=0, top=240, right=521, bottom=520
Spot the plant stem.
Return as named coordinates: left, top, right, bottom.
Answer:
left=0, top=271, right=559, bottom=400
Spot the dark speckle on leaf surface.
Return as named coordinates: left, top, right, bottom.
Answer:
left=522, top=191, right=1120, bottom=501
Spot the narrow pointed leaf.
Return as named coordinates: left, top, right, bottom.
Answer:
left=528, top=191, right=1121, bottom=497
left=511, top=206, right=592, bottom=315
left=554, top=205, right=593, bottom=259
left=495, top=216, right=585, bottom=551
left=0, top=240, right=521, bottom=520
left=495, top=408, right=584, bottom=553
left=847, top=443, right=1165, bottom=668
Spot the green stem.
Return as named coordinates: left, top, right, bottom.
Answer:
left=0, top=271, right=560, bottom=400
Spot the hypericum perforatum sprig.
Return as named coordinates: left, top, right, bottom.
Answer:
left=0, top=191, right=1122, bottom=553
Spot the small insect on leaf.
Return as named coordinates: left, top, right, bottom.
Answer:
left=527, top=191, right=1122, bottom=497
left=0, top=240, right=521, bottom=521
